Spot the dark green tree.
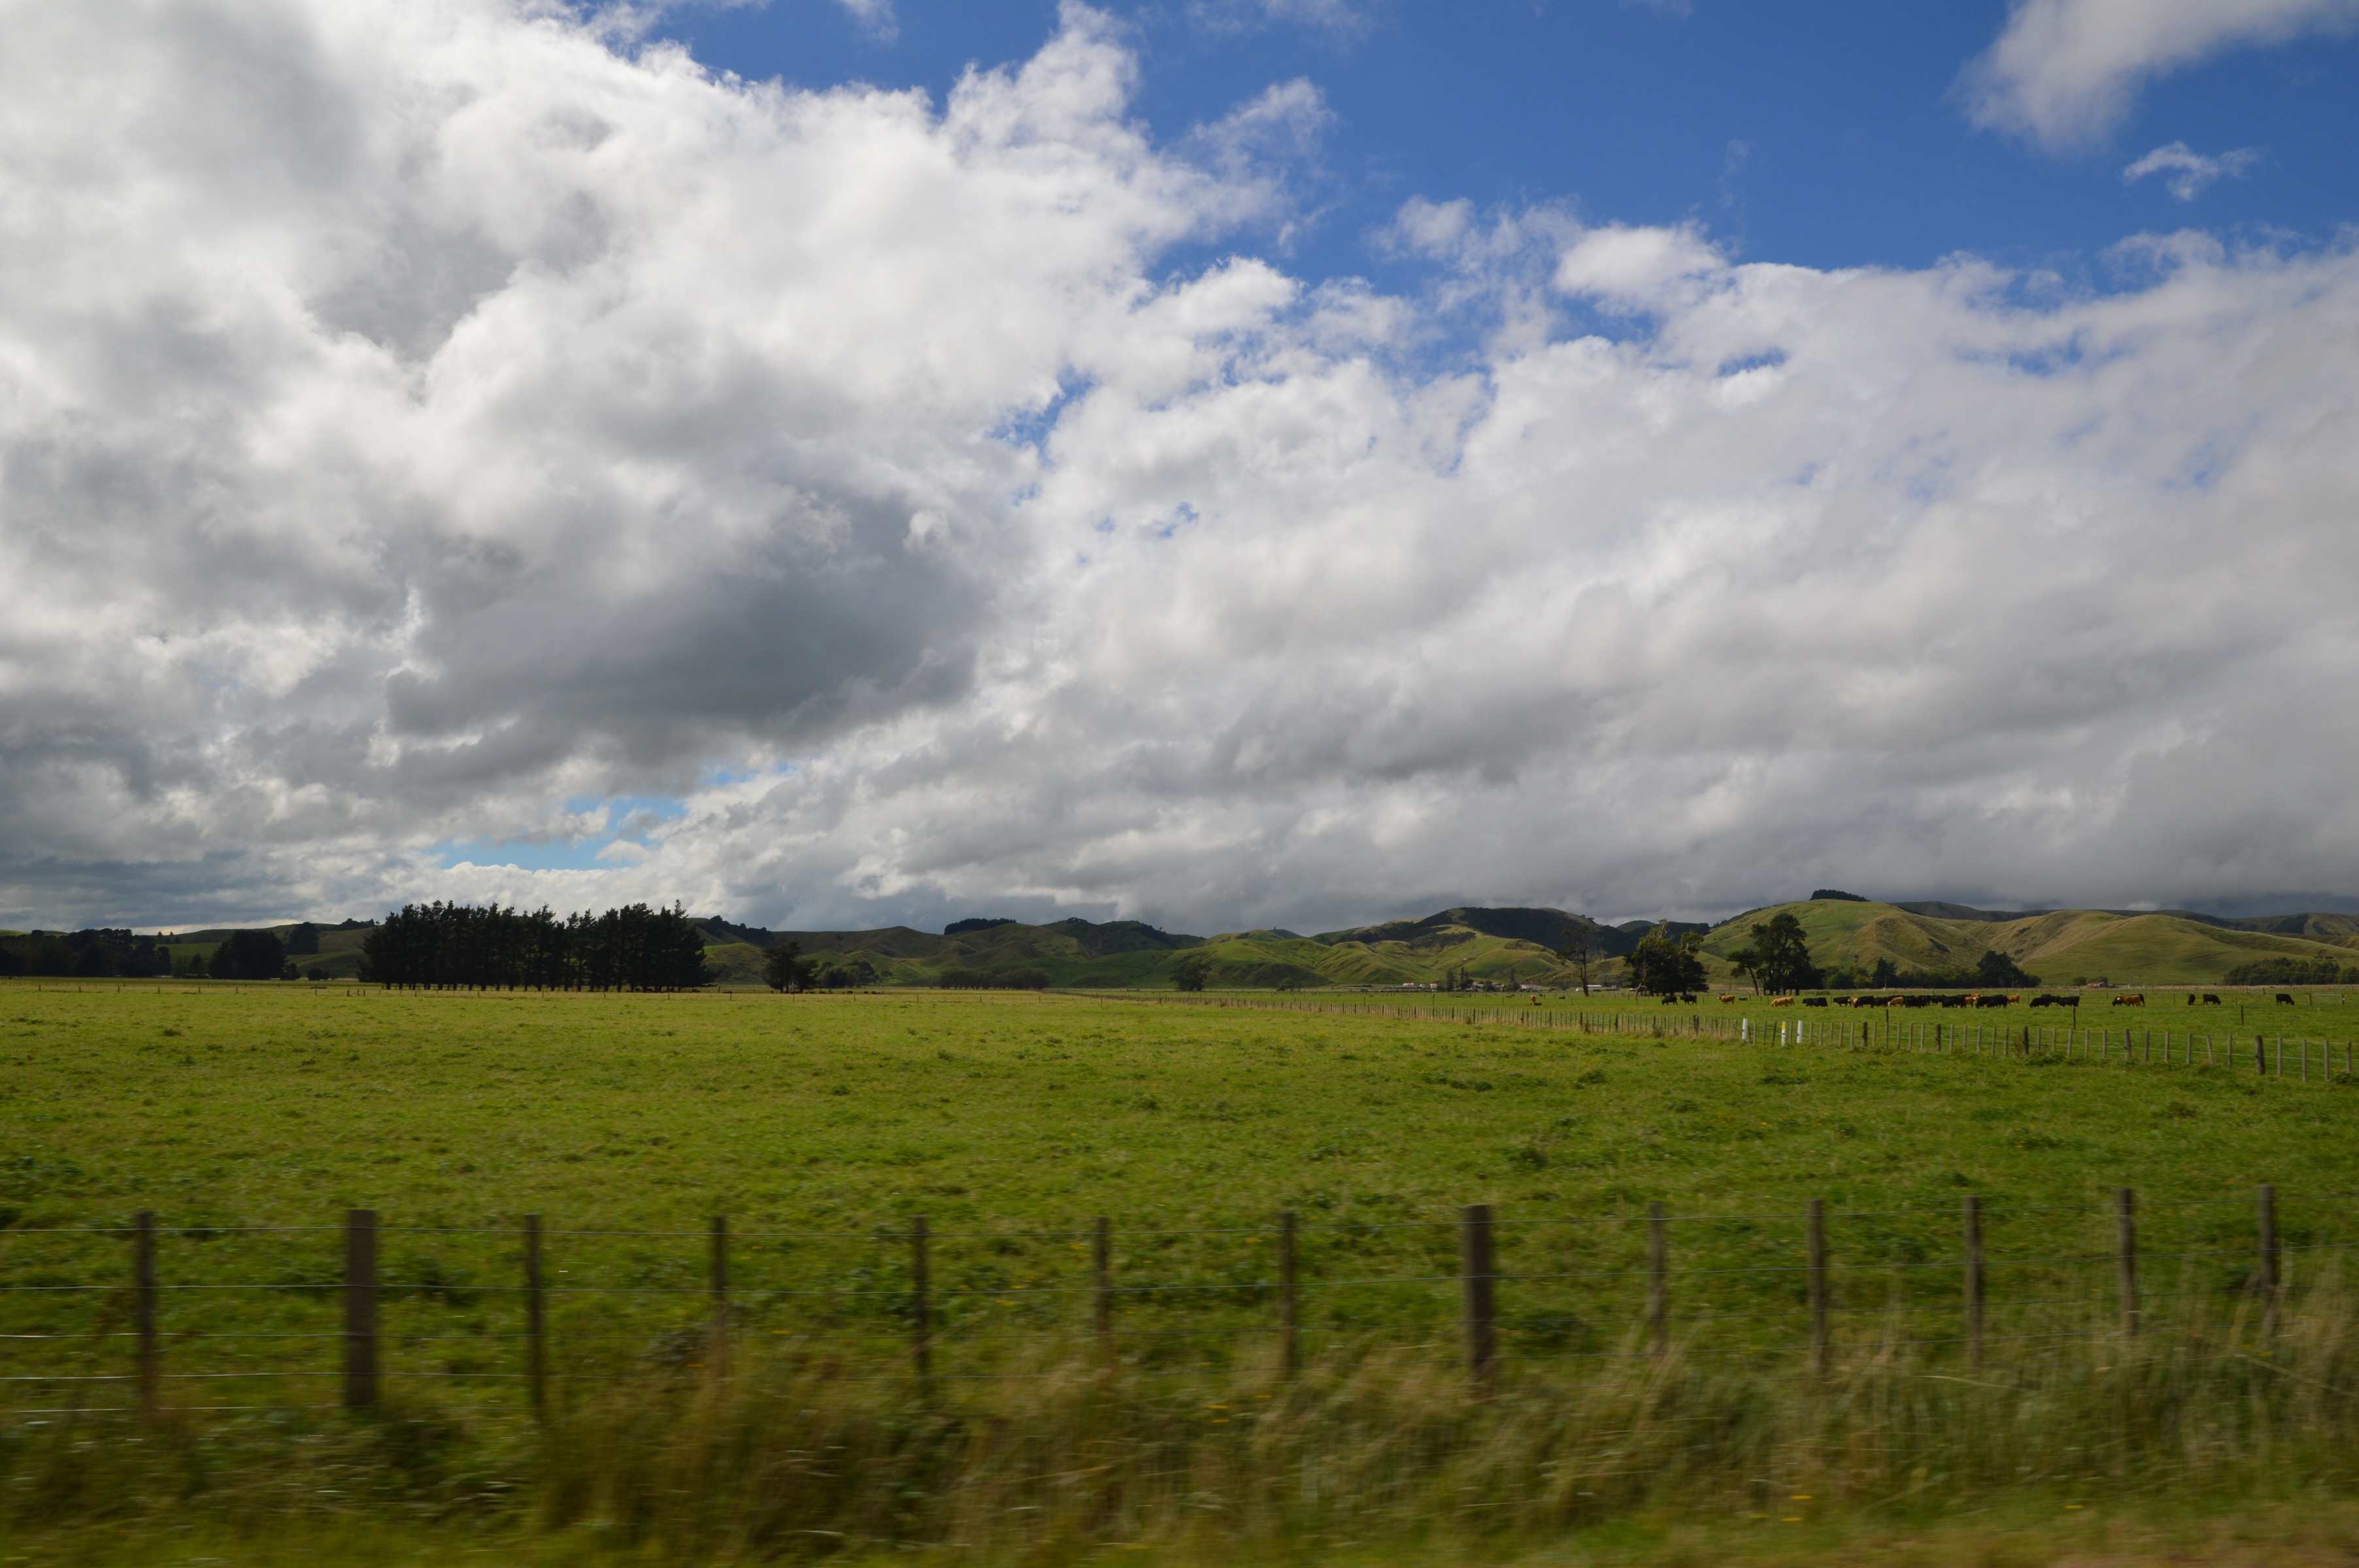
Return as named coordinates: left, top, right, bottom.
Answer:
left=1174, top=951, right=1213, bottom=992
left=1726, top=943, right=1763, bottom=995
left=1975, top=948, right=2038, bottom=988
left=1747, top=912, right=1822, bottom=993
left=1627, top=925, right=1706, bottom=998
left=1555, top=920, right=1601, bottom=994
left=811, top=954, right=880, bottom=989
left=765, top=941, right=813, bottom=992
left=210, top=929, right=287, bottom=981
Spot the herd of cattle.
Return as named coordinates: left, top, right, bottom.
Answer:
left=1673, top=990, right=2298, bottom=1009
left=1737, top=992, right=2075, bottom=1009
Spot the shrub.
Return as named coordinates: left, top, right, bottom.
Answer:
left=2223, top=956, right=2357, bottom=987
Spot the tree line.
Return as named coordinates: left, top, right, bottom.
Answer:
left=1623, top=912, right=2042, bottom=998
left=0, top=929, right=171, bottom=978
left=360, top=902, right=710, bottom=991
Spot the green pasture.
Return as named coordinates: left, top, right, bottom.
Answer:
left=3, top=980, right=2355, bottom=1412
left=7, top=979, right=2359, bottom=1563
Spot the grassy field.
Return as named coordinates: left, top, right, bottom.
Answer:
left=4, top=979, right=2358, bottom=1562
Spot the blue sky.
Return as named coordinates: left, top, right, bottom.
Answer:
left=8, top=0, right=2359, bottom=933
left=437, top=795, right=691, bottom=873
left=654, top=1, right=2359, bottom=284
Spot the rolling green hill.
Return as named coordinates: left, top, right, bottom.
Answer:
left=95, top=899, right=2359, bottom=990
left=699, top=909, right=1594, bottom=990
left=1702, top=898, right=2359, bottom=986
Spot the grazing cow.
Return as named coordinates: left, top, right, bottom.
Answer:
left=1718, top=995, right=1737, bottom=1003
left=1770, top=996, right=1795, bottom=1007
left=1939, top=995, right=1968, bottom=1009
left=1803, top=995, right=1828, bottom=1007
left=2202, top=993, right=2221, bottom=1005
left=2111, top=993, right=2145, bottom=1007
left=1979, top=993, right=2008, bottom=1009
left=2276, top=993, right=2296, bottom=1005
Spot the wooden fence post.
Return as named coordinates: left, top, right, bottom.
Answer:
left=1460, top=1204, right=1496, bottom=1392
left=132, top=1210, right=158, bottom=1421
left=343, top=1208, right=379, bottom=1411
left=1092, top=1215, right=1113, bottom=1354
left=1807, top=1199, right=1829, bottom=1376
left=911, top=1215, right=931, bottom=1386
left=2115, top=1188, right=2139, bottom=1337
left=708, top=1214, right=729, bottom=1381
left=2258, top=1183, right=2280, bottom=1339
left=1277, top=1209, right=1300, bottom=1379
left=1962, top=1194, right=1984, bottom=1367
left=523, top=1214, right=546, bottom=1419
left=1647, top=1202, right=1669, bottom=1357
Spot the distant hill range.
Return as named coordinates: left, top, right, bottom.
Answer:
left=698, top=897, right=2359, bottom=989
left=699, top=907, right=1694, bottom=990
left=61, top=898, right=2359, bottom=989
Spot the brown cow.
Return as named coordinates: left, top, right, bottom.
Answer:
left=2111, top=993, right=2145, bottom=1007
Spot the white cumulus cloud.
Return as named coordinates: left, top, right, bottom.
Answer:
left=1965, top=0, right=2359, bottom=148
left=2123, top=139, right=2263, bottom=197
left=1, top=0, right=2357, bottom=934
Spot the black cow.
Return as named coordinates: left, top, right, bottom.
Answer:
left=2277, top=993, right=2296, bottom=1005
left=2202, top=993, right=2221, bottom=1005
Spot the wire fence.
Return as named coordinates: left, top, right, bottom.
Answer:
left=2, top=1185, right=2341, bottom=1420
left=1079, top=990, right=2359, bottom=1079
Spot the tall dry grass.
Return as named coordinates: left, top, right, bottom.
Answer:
left=7, top=1274, right=2356, bottom=1560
